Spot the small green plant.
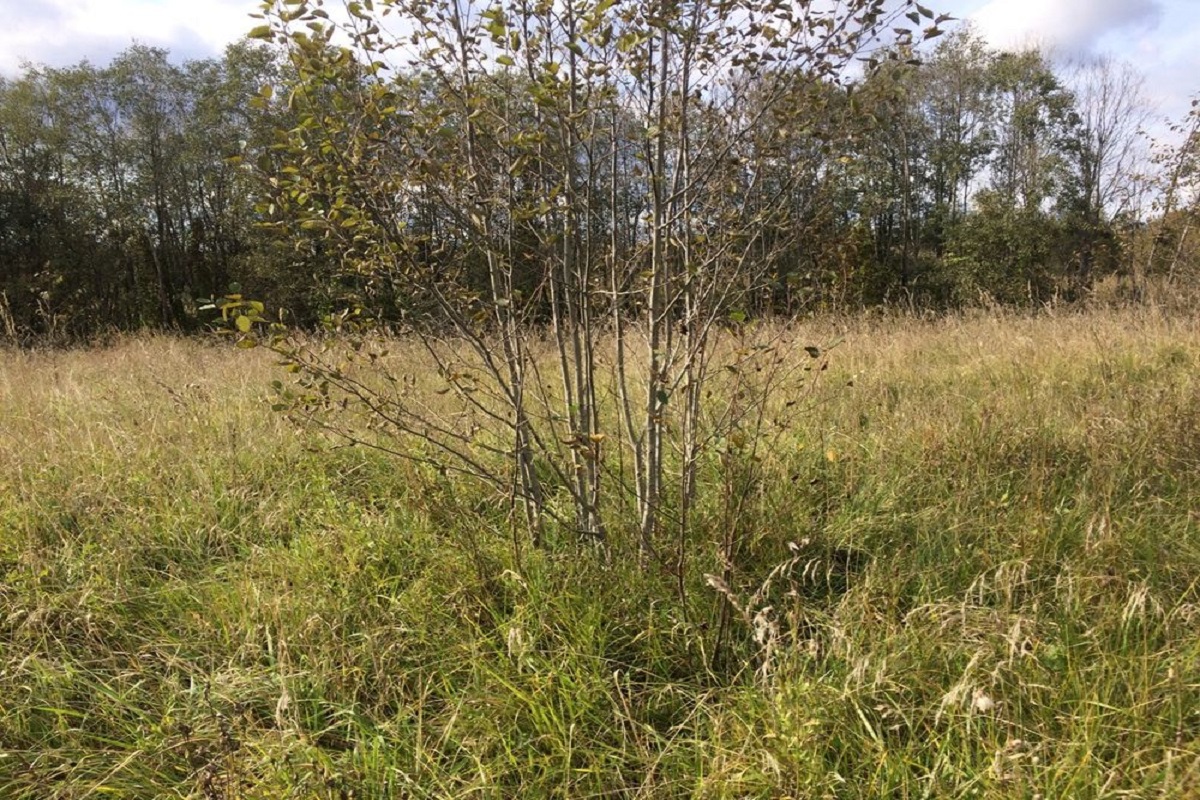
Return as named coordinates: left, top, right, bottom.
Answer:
left=199, top=284, right=273, bottom=348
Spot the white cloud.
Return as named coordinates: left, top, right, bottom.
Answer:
left=968, top=0, right=1162, bottom=55
left=956, top=0, right=1198, bottom=129
left=0, top=0, right=260, bottom=73
left=4, top=0, right=1194, bottom=134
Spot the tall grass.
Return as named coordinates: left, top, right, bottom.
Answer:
left=1, top=308, right=1198, bottom=798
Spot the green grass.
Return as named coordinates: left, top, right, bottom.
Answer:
left=2, top=309, right=1199, bottom=798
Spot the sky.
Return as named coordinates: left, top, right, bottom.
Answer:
left=941, top=0, right=1198, bottom=130
left=0, top=0, right=1195, bottom=129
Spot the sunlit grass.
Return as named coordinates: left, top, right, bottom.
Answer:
left=1, top=307, right=1199, bottom=798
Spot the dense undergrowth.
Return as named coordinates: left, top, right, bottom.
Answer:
left=1, top=307, right=1199, bottom=798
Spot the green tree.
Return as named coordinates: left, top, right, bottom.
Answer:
left=1139, top=98, right=1200, bottom=289
left=248, top=0, right=946, bottom=570
left=0, top=43, right=300, bottom=340
left=1058, top=56, right=1149, bottom=294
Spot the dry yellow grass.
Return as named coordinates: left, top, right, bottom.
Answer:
left=1, top=307, right=1198, bottom=798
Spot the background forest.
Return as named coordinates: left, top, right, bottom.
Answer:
left=1, top=23, right=1197, bottom=344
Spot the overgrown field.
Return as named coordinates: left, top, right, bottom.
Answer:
left=2, top=307, right=1199, bottom=798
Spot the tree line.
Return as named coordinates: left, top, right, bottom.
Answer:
left=0, top=23, right=1196, bottom=343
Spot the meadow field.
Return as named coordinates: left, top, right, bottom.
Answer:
left=1, top=306, right=1199, bottom=798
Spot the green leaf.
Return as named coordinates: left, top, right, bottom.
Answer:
left=248, top=24, right=273, bottom=40
left=235, top=315, right=254, bottom=333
